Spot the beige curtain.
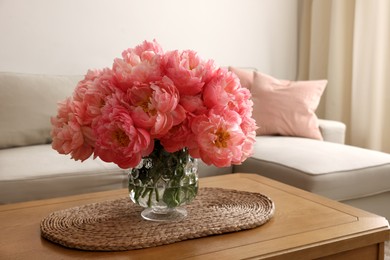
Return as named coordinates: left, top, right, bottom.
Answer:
left=297, top=0, right=390, bottom=153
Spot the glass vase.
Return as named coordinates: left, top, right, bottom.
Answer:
left=128, top=141, right=199, bottom=222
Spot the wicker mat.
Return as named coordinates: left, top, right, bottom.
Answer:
left=40, top=187, right=275, bottom=251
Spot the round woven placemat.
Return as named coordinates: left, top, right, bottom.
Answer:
left=40, top=187, right=275, bottom=251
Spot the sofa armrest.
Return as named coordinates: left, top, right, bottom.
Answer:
left=318, top=119, right=346, bottom=144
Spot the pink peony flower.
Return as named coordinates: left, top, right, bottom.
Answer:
left=127, top=76, right=186, bottom=138
left=203, top=69, right=242, bottom=110
left=239, top=115, right=257, bottom=161
left=191, top=108, right=247, bottom=167
left=233, top=87, right=254, bottom=115
left=51, top=98, right=94, bottom=161
left=179, top=94, right=207, bottom=115
left=73, top=68, right=118, bottom=127
left=93, top=99, right=152, bottom=168
left=73, top=69, right=101, bottom=102
left=112, top=40, right=164, bottom=89
left=163, top=50, right=217, bottom=96
left=160, top=119, right=194, bottom=153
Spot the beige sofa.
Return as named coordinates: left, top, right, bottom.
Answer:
left=1, top=71, right=390, bottom=222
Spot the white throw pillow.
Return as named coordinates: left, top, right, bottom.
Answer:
left=0, top=72, right=82, bottom=148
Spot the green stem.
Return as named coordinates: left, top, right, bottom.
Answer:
left=128, top=140, right=199, bottom=209
left=147, top=190, right=153, bottom=208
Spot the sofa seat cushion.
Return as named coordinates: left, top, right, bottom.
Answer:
left=0, top=144, right=128, bottom=204
left=234, top=136, right=390, bottom=201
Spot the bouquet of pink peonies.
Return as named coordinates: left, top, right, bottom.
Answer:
left=51, top=40, right=257, bottom=169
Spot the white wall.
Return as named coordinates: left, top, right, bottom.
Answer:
left=0, top=0, right=298, bottom=79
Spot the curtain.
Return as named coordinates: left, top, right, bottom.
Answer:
left=297, top=0, right=390, bottom=153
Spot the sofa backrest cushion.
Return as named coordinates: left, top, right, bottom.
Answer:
left=0, top=72, right=82, bottom=149
left=228, top=67, right=327, bottom=140
left=251, top=71, right=327, bottom=140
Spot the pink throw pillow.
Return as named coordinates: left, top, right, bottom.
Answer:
left=228, top=67, right=254, bottom=90
left=251, top=71, right=327, bottom=140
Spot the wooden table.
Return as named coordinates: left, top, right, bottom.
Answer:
left=1, top=173, right=389, bottom=259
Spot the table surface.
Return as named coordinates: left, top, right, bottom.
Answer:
left=1, top=173, right=389, bottom=260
